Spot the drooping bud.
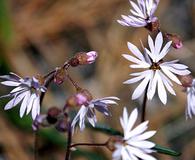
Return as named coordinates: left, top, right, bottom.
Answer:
left=47, top=106, right=62, bottom=124
left=106, top=136, right=123, bottom=151
left=145, top=18, right=160, bottom=32
left=69, top=51, right=98, bottom=67
left=165, top=33, right=183, bottom=49
left=32, top=114, right=47, bottom=131
left=54, top=67, right=66, bottom=85
left=179, top=75, right=193, bottom=88
left=66, top=89, right=93, bottom=107
left=55, top=116, right=68, bottom=132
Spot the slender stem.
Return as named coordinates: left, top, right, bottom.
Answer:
left=65, top=122, right=72, bottom=160
left=70, top=142, right=107, bottom=148
left=34, top=132, right=39, bottom=160
left=34, top=74, right=55, bottom=160
left=141, top=84, right=149, bottom=122
left=65, top=72, right=81, bottom=91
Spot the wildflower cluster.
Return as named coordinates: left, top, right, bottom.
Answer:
left=0, top=0, right=194, bottom=160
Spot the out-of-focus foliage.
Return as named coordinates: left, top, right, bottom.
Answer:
left=0, top=0, right=195, bottom=160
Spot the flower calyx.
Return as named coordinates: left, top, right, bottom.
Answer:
left=165, top=33, right=183, bottom=49
left=54, top=67, right=66, bottom=85
left=66, top=89, right=93, bottom=107
left=179, top=74, right=193, bottom=88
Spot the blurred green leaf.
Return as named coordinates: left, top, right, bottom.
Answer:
left=154, top=145, right=181, bottom=157
left=38, top=129, right=66, bottom=147
left=0, top=0, right=13, bottom=43
left=87, top=123, right=123, bottom=136
left=4, top=106, right=32, bottom=131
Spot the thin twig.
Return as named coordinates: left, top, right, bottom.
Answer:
left=70, top=142, right=107, bottom=148
left=65, top=72, right=81, bottom=91
left=141, top=84, right=149, bottom=122
left=65, top=122, right=72, bottom=160
left=34, top=74, right=55, bottom=160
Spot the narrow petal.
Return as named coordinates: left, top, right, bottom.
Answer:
left=147, top=71, right=157, bottom=100
left=31, top=96, right=40, bottom=120
left=1, top=81, right=21, bottom=86
left=132, top=71, right=152, bottom=100
left=133, top=131, right=157, bottom=141
left=154, top=32, right=163, bottom=60
left=148, top=35, right=155, bottom=55
left=158, top=71, right=176, bottom=95
left=20, top=91, right=31, bottom=117
left=156, top=41, right=172, bottom=62
left=26, top=93, right=36, bottom=115
left=127, top=42, right=146, bottom=62
left=130, top=1, right=145, bottom=18
left=124, top=108, right=138, bottom=139
left=124, top=73, right=147, bottom=84
left=127, top=146, right=156, bottom=160
left=4, top=92, right=26, bottom=110
left=145, top=48, right=155, bottom=62
left=161, top=66, right=181, bottom=85
left=125, top=121, right=149, bottom=139
left=129, top=140, right=155, bottom=149
left=157, top=73, right=167, bottom=105
left=122, top=54, right=143, bottom=64
left=168, top=63, right=188, bottom=70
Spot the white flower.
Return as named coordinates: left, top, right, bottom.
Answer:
left=186, top=79, right=195, bottom=119
left=71, top=96, right=119, bottom=132
left=112, top=107, right=156, bottom=160
left=0, top=72, right=46, bottom=120
left=123, top=32, right=190, bottom=104
left=117, top=0, right=159, bottom=27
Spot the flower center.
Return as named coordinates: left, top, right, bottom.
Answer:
left=150, top=63, right=161, bottom=70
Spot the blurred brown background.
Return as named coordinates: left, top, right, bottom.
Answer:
left=0, top=0, right=195, bottom=160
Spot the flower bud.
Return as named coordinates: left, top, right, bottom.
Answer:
left=106, top=136, right=123, bottom=151
left=165, top=33, right=183, bottom=49
left=66, top=89, right=93, bottom=107
left=55, top=117, right=68, bottom=132
left=69, top=51, right=98, bottom=67
left=145, top=18, right=160, bottom=32
left=47, top=107, right=61, bottom=124
left=179, top=75, right=193, bottom=88
left=32, top=114, right=47, bottom=131
left=54, top=67, right=65, bottom=85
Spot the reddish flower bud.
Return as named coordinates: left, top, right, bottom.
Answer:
left=47, top=107, right=62, bottom=124
left=179, top=75, right=193, bottom=88
left=165, top=33, right=183, bottom=49
left=69, top=51, right=98, bottom=67
left=66, top=89, right=93, bottom=107
left=54, top=67, right=66, bottom=85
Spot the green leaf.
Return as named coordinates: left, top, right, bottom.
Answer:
left=87, top=123, right=123, bottom=136
left=153, top=144, right=181, bottom=157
